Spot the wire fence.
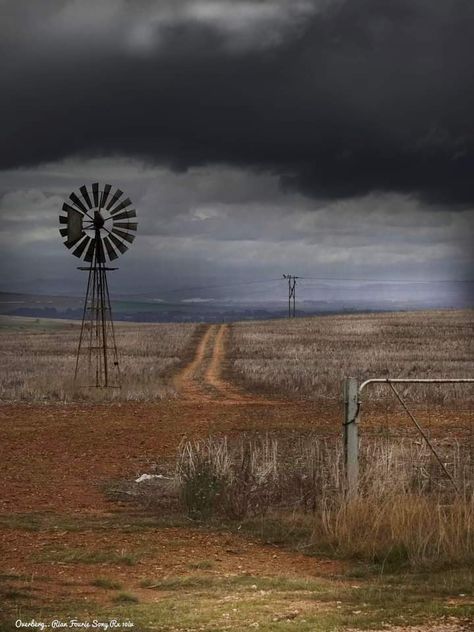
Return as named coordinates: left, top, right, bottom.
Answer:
left=351, top=380, right=474, bottom=497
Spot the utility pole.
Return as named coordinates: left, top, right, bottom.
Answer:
left=283, top=274, right=298, bottom=318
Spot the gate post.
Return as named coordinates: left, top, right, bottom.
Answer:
left=343, top=377, right=360, bottom=496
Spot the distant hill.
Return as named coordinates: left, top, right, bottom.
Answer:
left=0, top=284, right=472, bottom=323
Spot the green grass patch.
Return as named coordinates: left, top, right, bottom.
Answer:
left=34, top=546, right=138, bottom=566
left=141, top=574, right=331, bottom=594
left=232, top=514, right=313, bottom=547
left=0, top=511, right=174, bottom=533
left=2, top=589, right=33, bottom=600
left=188, top=559, right=215, bottom=570
left=0, top=513, right=44, bottom=532
left=0, top=573, right=23, bottom=582
left=112, top=592, right=139, bottom=604
left=1, top=568, right=472, bottom=631
left=91, top=578, right=123, bottom=590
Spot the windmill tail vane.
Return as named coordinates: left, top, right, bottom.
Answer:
left=59, top=183, right=138, bottom=388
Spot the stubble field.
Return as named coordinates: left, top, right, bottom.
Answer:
left=0, top=317, right=198, bottom=402
left=228, top=309, right=474, bottom=402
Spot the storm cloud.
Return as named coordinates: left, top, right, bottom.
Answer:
left=0, top=158, right=472, bottom=299
left=0, top=1, right=473, bottom=304
left=2, top=0, right=474, bottom=204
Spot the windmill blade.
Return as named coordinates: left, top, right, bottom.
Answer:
left=100, top=183, right=112, bottom=209
left=84, top=238, right=97, bottom=262
left=112, top=209, right=136, bottom=221
left=66, top=231, right=86, bottom=248
left=72, top=235, right=90, bottom=259
left=69, top=193, right=89, bottom=215
left=60, top=226, right=85, bottom=248
left=80, top=185, right=93, bottom=209
left=112, top=228, right=135, bottom=244
left=67, top=208, right=83, bottom=243
left=108, top=232, right=129, bottom=255
left=110, top=197, right=132, bottom=215
left=59, top=215, right=68, bottom=224
left=103, top=236, right=119, bottom=261
left=114, top=222, right=138, bottom=231
left=92, top=182, right=100, bottom=207
left=63, top=202, right=82, bottom=215
left=105, top=189, right=123, bottom=211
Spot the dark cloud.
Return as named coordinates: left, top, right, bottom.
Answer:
left=1, top=160, right=472, bottom=297
left=1, top=0, right=474, bottom=205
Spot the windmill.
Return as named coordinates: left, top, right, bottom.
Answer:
left=59, top=183, right=137, bottom=388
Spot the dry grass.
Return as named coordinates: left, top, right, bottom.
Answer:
left=228, top=309, right=474, bottom=403
left=175, top=434, right=474, bottom=568
left=315, top=493, right=473, bottom=568
left=0, top=317, right=197, bottom=402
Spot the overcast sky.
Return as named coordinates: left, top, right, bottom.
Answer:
left=0, top=0, right=473, bottom=302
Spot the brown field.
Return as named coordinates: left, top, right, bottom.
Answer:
left=0, top=311, right=473, bottom=631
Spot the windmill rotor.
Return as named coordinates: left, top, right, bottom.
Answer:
left=59, top=183, right=137, bottom=264
left=59, top=182, right=138, bottom=389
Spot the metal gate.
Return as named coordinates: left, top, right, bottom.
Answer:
left=343, top=378, right=474, bottom=495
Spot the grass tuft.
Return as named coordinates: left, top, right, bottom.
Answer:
left=35, top=547, right=138, bottom=566
left=91, top=578, right=123, bottom=590
left=112, top=592, right=139, bottom=604
left=188, top=559, right=215, bottom=570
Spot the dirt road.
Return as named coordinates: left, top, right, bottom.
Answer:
left=173, top=323, right=272, bottom=403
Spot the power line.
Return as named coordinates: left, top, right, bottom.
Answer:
left=298, top=277, right=474, bottom=284
left=119, top=275, right=473, bottom=300
left=124, top=278, right=283, bottom=298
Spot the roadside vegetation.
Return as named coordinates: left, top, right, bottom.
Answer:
left=175, top=434, right=474, bottom=570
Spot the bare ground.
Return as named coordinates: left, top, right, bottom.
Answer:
left=0, top=323, right=471, bottom=630
left=0, top=326, right=339, bottom=616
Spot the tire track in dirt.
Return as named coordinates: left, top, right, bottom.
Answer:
left=174, top=323, right=274, bottom=404
left=172, top=323, right=215, bottom=400
left=204, top=325, right=255, bottom=403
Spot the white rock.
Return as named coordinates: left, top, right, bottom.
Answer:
left=135, top=473, right=172, bottom=483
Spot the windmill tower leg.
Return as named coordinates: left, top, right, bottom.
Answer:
left=74, top=237, right=120, bottom=388
left=75, top=264, right=93, bottom=382
left=105, top=267, right=120, bottom=384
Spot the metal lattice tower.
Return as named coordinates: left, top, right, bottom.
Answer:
left=283, top=274, right=298, bottom=318
left=59, top=183, right=138, bottom=387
